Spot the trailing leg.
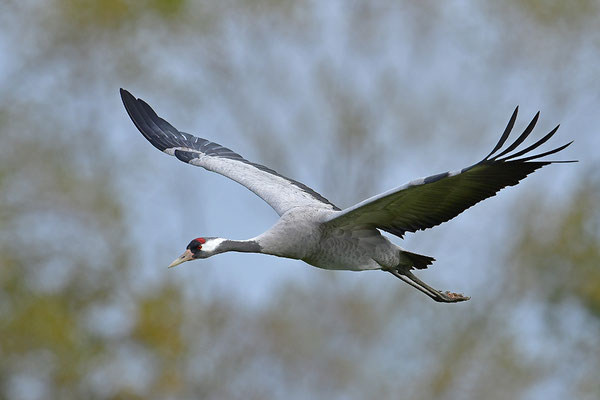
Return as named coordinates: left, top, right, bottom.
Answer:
left=388, top=269, right=470, bottom=303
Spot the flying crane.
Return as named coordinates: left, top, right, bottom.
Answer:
left=121, top=89, right=574, bottom=303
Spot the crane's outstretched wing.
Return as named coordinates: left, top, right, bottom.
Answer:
left=324, top=107, right=575, bottom=238
left=121, top=89, right=339, bottom=215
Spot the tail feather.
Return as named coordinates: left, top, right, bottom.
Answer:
left=401, top=251, right=435, bottom=270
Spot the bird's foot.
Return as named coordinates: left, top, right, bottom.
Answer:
left=387, top=269, right=470, bottom=303
left=436, top=291, right=470, bottom=303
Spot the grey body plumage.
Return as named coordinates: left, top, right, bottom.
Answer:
left=255, top=206, right=401, bottom=271
left=121, top=89, right=575, bottom=303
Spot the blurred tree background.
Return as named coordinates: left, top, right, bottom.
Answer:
left=0, top=0, right=598, bottom=399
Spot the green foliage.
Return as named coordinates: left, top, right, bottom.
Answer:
left=513, top=173, right=600, bottom=316
left=56, top=0, right=186, bottom=28
left=511, top=0, right=599, bottom=26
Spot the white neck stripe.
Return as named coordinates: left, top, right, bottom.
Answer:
left=201, top=238, right=225, bottom=252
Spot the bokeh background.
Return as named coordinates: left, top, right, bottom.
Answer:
left=1, top=1, right=599, bottom=399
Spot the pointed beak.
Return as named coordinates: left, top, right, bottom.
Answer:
left=168, top=249, right=194, bottom=268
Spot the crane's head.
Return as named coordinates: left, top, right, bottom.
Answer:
left=168, top=237, right=221, bottom=267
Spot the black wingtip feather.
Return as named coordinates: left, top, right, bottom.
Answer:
left=121, top=89, right=162, bottom=148
left=484, top=106, right=519, bottom=160
left=490, top=111, right=539, bottom=160
left=500, top=124, right=560, bottom=161
left=513, top=141, right=575, bottom=163
left=481, top=108, right=574, bottom=167
left=121, top=89, right=183, bottom=152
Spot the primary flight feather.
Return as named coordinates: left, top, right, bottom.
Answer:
left=121, top=88, right=575, bottom=303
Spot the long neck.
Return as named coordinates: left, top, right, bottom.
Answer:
left=215, top=239, right=262, bottom=254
